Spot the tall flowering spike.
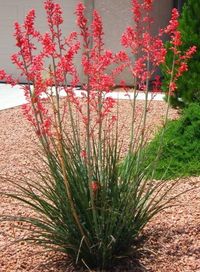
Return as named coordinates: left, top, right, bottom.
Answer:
left=169, top=43, right=197, bottom=95
left=75, top=1, right=122, bottom=132
left=75, top=3, right=88, bottom=30
left=44, top=0, right=63, bottom=28
left=13, top=22, right=32, bottom=73
left=14, top=22, right=23, bottom=48
left=122, top=0, right=166, bottom=89
left=122, top=0, right=154, bottom=55
left=24, top=9, right=36, bottom=36
left=163, top=8, right=181, bottom=55
left=164, top=8, right=179, bottom=35
left=52, top=3, right=63, bottom=26
left=132, top=0, right=141, bottom=23
left=143, top=0, right=153, bottom=10
left=75, top=2, right=91, bottom=53
left=91, top=10, right=104, bottom=61
left=92, top=10, right=103, bottom=41
left=162, top=8, right=197, bottom=96
left=42, top=32, right=56, bottom=56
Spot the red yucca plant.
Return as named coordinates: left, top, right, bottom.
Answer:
left=0, top=0, right=196, bottom=270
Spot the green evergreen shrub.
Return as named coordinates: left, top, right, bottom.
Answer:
left=144, top=103, right=200, bottom=179
left=162, top=0, right=200, bottom=108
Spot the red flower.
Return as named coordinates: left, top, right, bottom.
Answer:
left=169, top=82, right=177, bottom=94
left=164, top=8, right=179, bottom=35
left=24, top=10, right=36, bottom=36
left=0, top=70, right=16, bottom=85
left=182, top=46, right=197, bottom=60
left=90, top=181, right=100, bottom=193
left=132, top=0, right=141, bottom=22
left=44, top=0, right=63, bottom=27
left=75, top=3, right=88, bottom=30
left=0, top=70, right=6, bottom=80
left=143, top=0, right=153, bottom=10
left=80, top=150, right=87, bottom=159
left=42, top=33, right=56, bottom=56
left=152, top=75, right=161, bottom=93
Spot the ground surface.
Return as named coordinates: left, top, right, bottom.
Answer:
left=0, top=101, right=199, bottom=272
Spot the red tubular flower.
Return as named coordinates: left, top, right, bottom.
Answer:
left=152, top=75, right=161, bottom=93
left=75, top=3, right=88, bottom=32
left=74, top=3, right=124, bottom=131
left=42, top=117, right=52, bottom=136
left=14, top=22, right=23, bottom=48
left=169, top=81, right=177, bottom=94
left=121, top=0, right=168, bottom=92
left=0, top=70, right=6, bottom=80
left=172, top=30, right=182, bottom=48
left=143, top=0, right=153, bottom=10
left=164, top=8, right=179, bottom=35
left=182, top=46, right=197, bottom=60
left=133, top=57, right=146, bottom=79
left=176, top=62, right=188, bottom=77
left=52, top=3, right=63, bottom=26
left=24, top=10, right=36, bottom=36
left=121, top=27, right=137, bottom=50
left=132, top=0, right=141, bottom=22
left=92, top=10, right=104, bottom=50
left=80, top=150, right=87, bottom=159
left=0, top=69, right=16, bottom=86
left=116, top=51, right=129, bottom=62
left=90, top=181, right=100, bottom=194
left=13, top=17, right=38, bottom=69
left=163, top=9, right=197, bottom=96
left=101, top=97, right=116, bottom=117
left=42, top=33, right=56, bottom=56
left=44, top=0, right=63, bottom=27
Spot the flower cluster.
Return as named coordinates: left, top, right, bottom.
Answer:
left=11, top=1, right=81, bottom=137
left=45, top=0, right=63, bottom=31
left=121, top=2, right=196, bottom=96
left=0, top=69, right=16, bottom=85
left=75, top=3, right=122, bottom=131
left=163, top=8, right=197, bottom=94
left=121, top=0, right=167, bottom=90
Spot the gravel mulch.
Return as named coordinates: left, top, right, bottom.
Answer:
left=0, top=101, right=199, bottom=272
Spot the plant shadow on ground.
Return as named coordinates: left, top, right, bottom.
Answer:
left=35, top=243, right=149, bottom=272
left=36, top=257, right=147, bottom=272
left=36, top=222, right=199, bottom=272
